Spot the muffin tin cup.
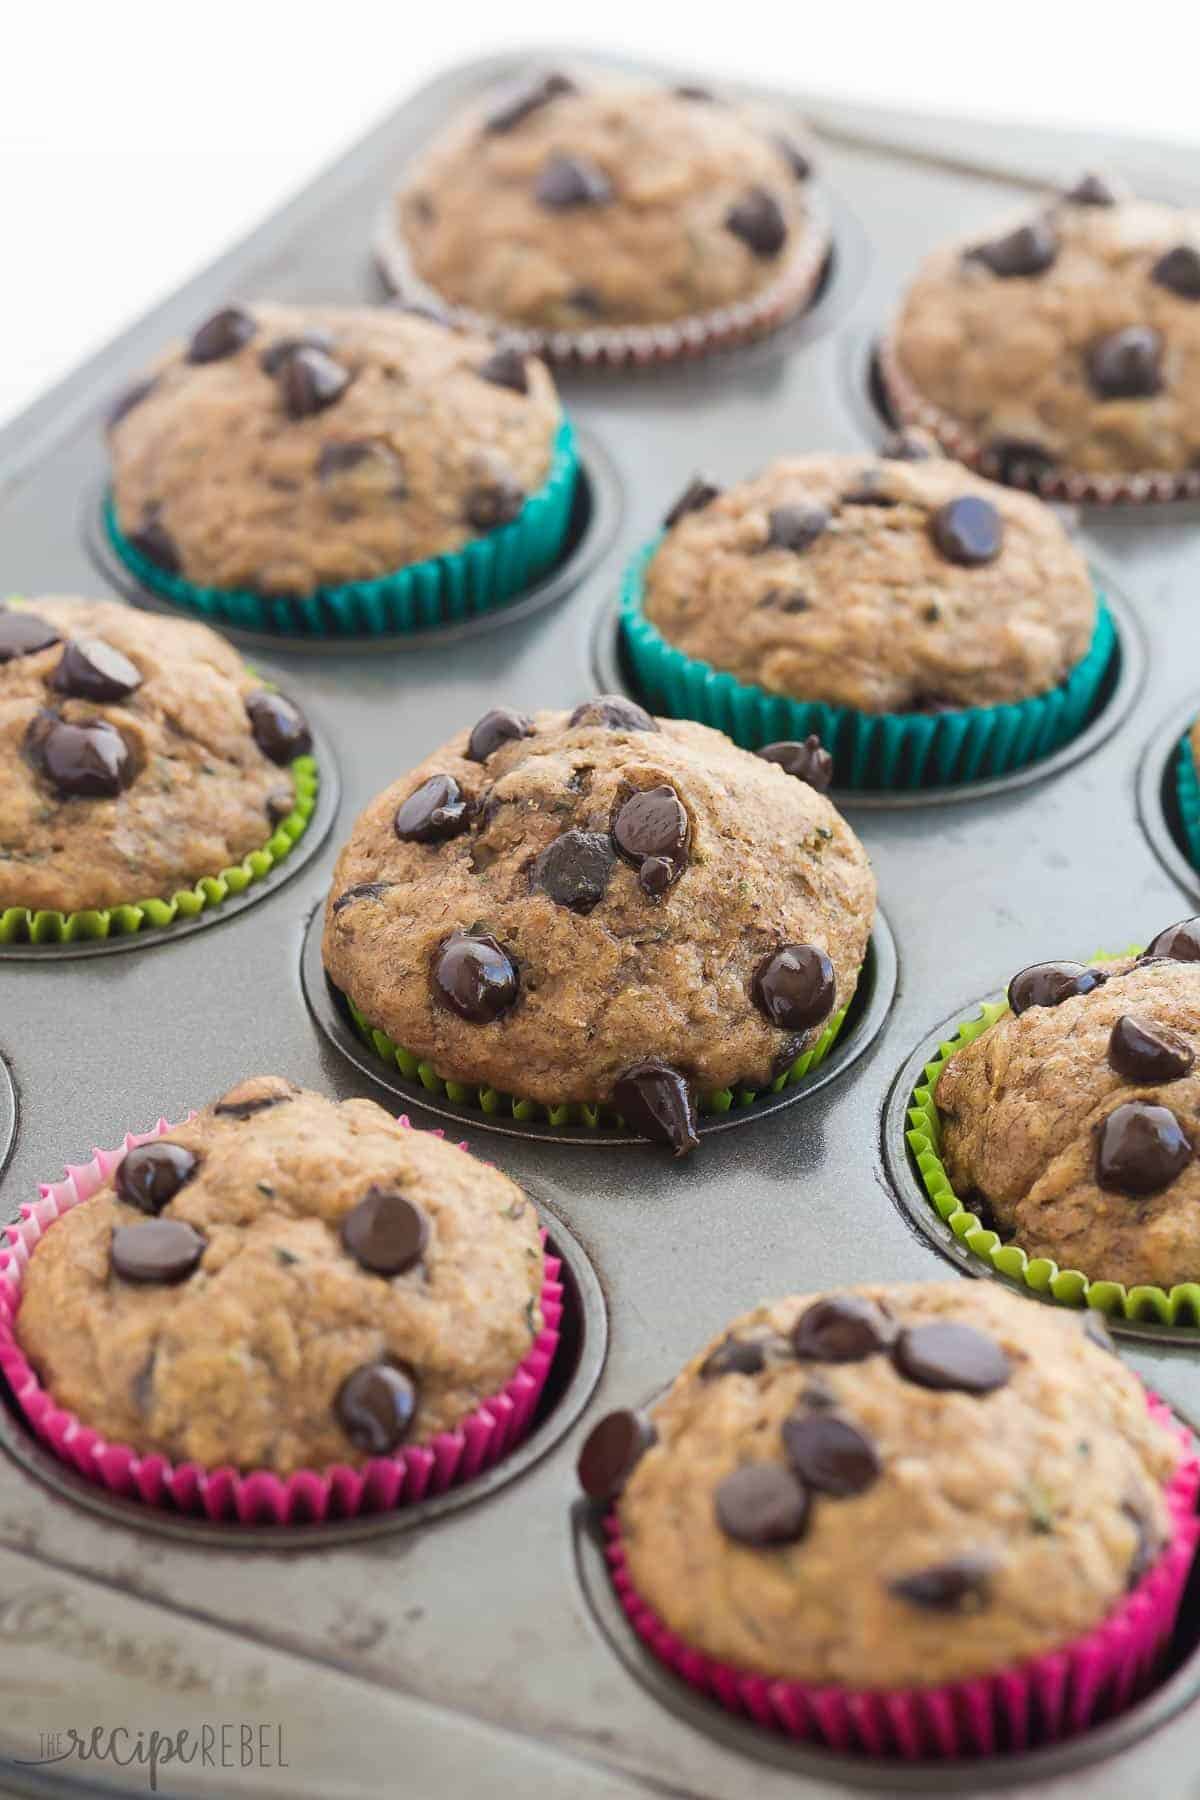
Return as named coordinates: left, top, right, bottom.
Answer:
left=0, top=1116, right=563, bottom=1525
left=599, top=1399, right=1200, bottom=1761
left=618, top=539, right=1118, bottom=791
left=874, top=333, right=1200, bottom=507
left=1174, top=735, right=1200, bottom=872
left=99, top=419, right=581, bottom=640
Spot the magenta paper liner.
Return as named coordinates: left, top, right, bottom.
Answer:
left=0, top=1115, right=562, bottom=1525
left=604, top=1394, right=1200, bottom=1760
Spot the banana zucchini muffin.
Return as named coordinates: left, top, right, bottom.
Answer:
left=105, top=302, right=563, bottom=595
left=16, top=1079, right=544, bottom=1474
left=581, top=1281, right=1181, bottom=1689
left=936, top=923, right=1200, bottom=1292
left=888, top=174, right=1200, bottom=484
left=393, top=69, right=822, bottom=334
left=0, top=597, right=311, bottom=914
left=322, top=704, right=875, bottom=1153
left=642, top=454, right=1096, bottom=713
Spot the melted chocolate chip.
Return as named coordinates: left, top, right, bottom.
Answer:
left=214, top=1076, right=295, bottom=1119
left=1144, top=918, right=1200, bottom=962
left=116, top=1141, right=198, bottom=1214
left=331, top=881, right=394, bottom=915
left=259, top=328, right=334, bottom=375
left=0, top=609, right=60, bottom=663
left=715, top=1464, right=810, bottom=1545
left=674, top=84, right=716, bottom=101
left=51, top=637, right=142, bottom=703
left=316, top=440, right=406, bottom=497
left=772, top=133, right=812, bottom=181
left=1096, top=1101, right=1192, bottom=1195
left=477, top=346, right=529, bottom=393
left=1064, top=172, right=1119, bottom=206
left=725, top=187, right=787, bottom=258
left=765, top=504, right=828, bottom=554
left=1008, top=960, right=1104, bottom=1015
left=567, top=284, right=604, bottom=316
left=663, top=476, right=722, bottom=530
left=1083, top=1309, right=1117, bottom=1355
left=1086, top=327, right=1163, bottom=400
left=577, top=1408, right=655, bottom=1502
left=29, top=716, right=134, bottom=799
left=278, top=347, right=351, bottom=419
left=1108, top=1015, right=1194, bottom=1084
left=341, top=1188, right=429, bottom=1275
left=890, top=1555, right=992, bottom=1612
left=842, top=470, right=896, bottom=506
left=433, top=931, right=519, bottom=1022
left=484, top=69, right=576, bottom=134
left=982, top=436, right=1057, bottom=485
left=757, top=737, right=833, bottom=793
left=335, top=1361, right=418, bottom=1454
left=465, top=480, right=526, bottom=531
left=106, top=377, right=157, bottom=432
left=612, top=1062, right=699, bottom=1156
left=394, top=774, right=469, bottom=843
left=245, top=690, right=312, bottom=765
left=792, top=1295, right=894, bottom=1362
left=112, top=1218, right=206, bottom=1284
left=880, top=429, right=934, bottom=461
left=127, top=513, right=180, bottom=573
left=753, top=944, right=835, bottom=1031
left=187, top=306, right=257, bottom=363
left=929, top=495, right=1003, bottom=566
left=966, top=218, right=1058, bottom=278
left=535, top=154, right=612, bottom=209
left=612, top=786, right=688, bottom=876
left=569, top=696, right=658, bottom=732
left=1151, top=245, right=1200, bottom=301
left=701, top=1337, right=767, bottom=1379
left=466, top=707, right=533, bottom=761
left=892, top=1322, right=1012, bottom=1394
left=532, top=830, right=615, bottom=913
left=781, top=1412, right=881, bottom=1497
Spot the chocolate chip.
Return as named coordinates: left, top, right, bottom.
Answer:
left=576, top=1408, right=655, bottom=1502
left=1086, top=326, right=1163, bottom=400
left=639, top=857, right=676, bottom=898
left=753, top=944, right=835, bottom=1031
left=1083, top=1310, right=1117, bottom=1355
left=531, top=830, right=615, bottom=913
left=981, top=436, right=1057, bottom=485
left=612, top=1061, right=699, bottom=1156
left=725, top=187, right=787, bottom=258
left=466, top=707, right=533, bottom=761
left=127, top=513, right=180, bottom=573
left=477, top=346, right=529, bottom=393
left=674, top=84, right=716, bottom=101
left=341, top=1188, right=429, bottom=1275
left=1008, top=960, right=1104, bottom=1015
left=842, top=470, right=896, bottom=506
left=1144, top=918, right=1200, bottom=962
left=278, top=347, right=351, bottom=419
left=259, top=328, right=334, bottom=375
left=569, top=696, right=658, bottom=732
left=893, top=1322, right=1012, bottom=1395
left=465, top=480, right=526, bottom=531
left=335, top=1361, right=418, bottom=1454
left=1064, top=172, right=1119, bottom=206
left=1151, top=244, right=1200, bottom=301
left=316, top=440, right=406, bottom=498
left=612, top=786, right=688, bottom=877
left=929, top=496, right=1003, bottom=566
left=772, top=133, right=812, bottom=181
left=1108, top=1015, right=1194, bottom=1084
left=331, top=881, right=394, bottom=914
left=186, top=306, right=257, bottom=363
left=757, top=737, right=833, bottom=793
left=701, top=1337, right=767, bottom=1378
left=112, top=1218, right=206, bottom=1284
left=759, top=589, right=809, bottom=613
left=106, top=377, right=157, bottom=432
left=567, top=284, right=604, bottom=316
left=966, top=219, right=1058, bottom=278
left=116, top=1141, right=198, bottom=1214
left=214, top=1076, right=295, bottom=1119
left=534, top=154, right=612, bottom=209
left=1096, top=1101, right=1192, bottom=1195
left=715, top=1464, right=810, bottom=1545
left=1123, top=1501, right=1158, bottom=1588
left=765, top=504, right=828, bottom=553
left=394, top=774, right=469, bottom=843
left=29, top=716, right=134, bottom=799
left=663, top=476, right=722, bottom=530
left=433, top=931, right=519, bottom=1022
left=792, top=1295, right=895, bottom=1361
left=244, top=690, right=312, bottom=765
left=881, top=429, right=934, bottom=461
left=0, top=609, right=60, bottom=663
left=51, top=637, right=142, bottom=703
left=890, top=1555, right=992, bottom=1611
left=484, top=69, right=576, bottom=134
left=781, top=1412, right=881, bottom=1497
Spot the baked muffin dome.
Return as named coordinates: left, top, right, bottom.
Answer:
left=0, top=597, right=311, bottom=914
left=938, top=922, right=1200, bottom=1291
left=395, top=70, right=820, bottom=332
left=603, top=1281, right=1178, bottom=1689
left=16, top=1079, right=544, bottom=1474
left=642, top=453, right=1096, bottom=713
left=890, top=175, right=1200, bottom=480
left=322, top=705, right=875, bottom=1149
left=106, top=302, right=563, bottom=595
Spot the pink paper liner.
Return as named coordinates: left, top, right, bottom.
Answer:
left=875, top=332, right=1200, bottom=507
left=604, top=1392, right=1200, bottom=1759
left=0, top=1113, right=562, bottom=1525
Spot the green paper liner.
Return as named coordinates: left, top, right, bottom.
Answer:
left=0, top=756, right=318, bottom=944
left=906, top=945, right=1200, bottom=1328
left=619, top=539, right=1116, bottom=791
left=1175, top=733, right=1200, bottom=872
left=336, top=980, right=856, bottom=1131
left=103, top=419, right=580, bottom=639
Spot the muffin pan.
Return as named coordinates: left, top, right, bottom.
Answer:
left=4, top=51, right=1200, bottom=1799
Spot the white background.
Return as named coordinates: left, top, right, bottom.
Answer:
left=4, top=1, right=1198, bottom=427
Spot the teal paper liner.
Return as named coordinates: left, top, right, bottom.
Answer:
left=104, top=419, right=579, bottom=639
left=619, top=539, right=1116, bottom=791
left=1175, top=733, right=1200, bottom=872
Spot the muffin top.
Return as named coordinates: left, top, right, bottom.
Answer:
left=322, top=704, right=875, bottom=1149
left=0, top=596, right=311, bottom=915
left=891, top=175, right=1200, bottom=478
left=16, top=1079, right=544, bottom=1474
left=642, top=452, right=1096, bottom=712
left=107, top=302, right=563, bottom=595
left=396, top=70, right=819, bottom=332
left=601, top=1281, right=1179, bottom=1688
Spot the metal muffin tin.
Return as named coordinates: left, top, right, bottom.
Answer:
left=3, top=51, right=1200, bottom=1800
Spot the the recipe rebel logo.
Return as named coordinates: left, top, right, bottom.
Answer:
left=15, top=1722, right=289, bottom=1791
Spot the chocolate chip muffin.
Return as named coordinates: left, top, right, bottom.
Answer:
left=393, top=68, right=822, bottom=336
left=642, top=454, right=1095, bottom=713
left=106, top=302, right=563, bottom=595
left=581, top=1281, right=1180, bottom=1689
left=937, top=920, right=1200, bottom=1292
left=16, top=1079, right=544, bottom=1474
left=888, top=174, right=1200, bottom=487
left=0, top=597, right=311, bottom=914
left=322, top=703, right=875, bottom=1153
